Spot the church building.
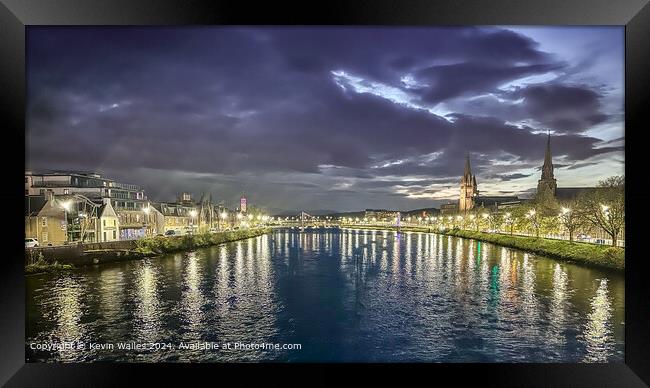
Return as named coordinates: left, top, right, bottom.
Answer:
left=456, top=153, right=520, bottom=212
left=454, top=132, right=600, bottom=213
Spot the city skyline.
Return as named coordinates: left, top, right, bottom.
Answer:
left=26, top=26, right=624, bottom=212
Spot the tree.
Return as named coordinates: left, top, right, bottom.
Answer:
left=557, top=199, right=587, bottom=242
left=526, top=208, right=541, bottom=237
left=510, top=205, right=531, bottom=235
left=580, top=176, right=625, bottom=246
left=534, top=188, right=560, bottom=217
left=484, top=208, right=501, bottom=232
left=540, top=213, right=560, bottom=237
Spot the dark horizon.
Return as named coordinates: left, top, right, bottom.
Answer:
left=26, top=26, right=624, bottom=212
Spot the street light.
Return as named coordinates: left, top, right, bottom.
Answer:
left=142, top=206, right=151, bottom=236
left=60, top=200, right=72, bottom=242
left=189, top=209, right=197, bottom=232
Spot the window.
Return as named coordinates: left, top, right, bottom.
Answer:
left=113, top=230, right=116, bottom=239
left=103, top=232, right=106, bottom=241
left=41, top=217, right=47, bottom=227
left=42, top=232, right=48, bottom=242
left=63, top=189, right=69, bottom=194
left=25, top=189, right=29, bottom=195
left=25, top=177, right=28, bottom=183
left=113, top=219, right=116, bottom=226
left=103, top=220, right=106, bottom=227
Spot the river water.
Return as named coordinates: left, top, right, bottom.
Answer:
left=26, top=228, right=624, bottom=362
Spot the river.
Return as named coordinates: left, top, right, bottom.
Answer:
left=26, top=227, right=624, bottom=362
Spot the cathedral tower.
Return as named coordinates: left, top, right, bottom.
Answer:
left=459, top=153, right=478, bottom=212
left=537, top=133, right=557, bottom=198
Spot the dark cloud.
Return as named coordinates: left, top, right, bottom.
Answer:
left=510, top=83, right=608, bottom=133
left=26, top=26, right=624, bottom=211
left=414, top=62, right=563, bottom=104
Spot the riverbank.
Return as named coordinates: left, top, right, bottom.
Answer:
left=134, top=227, right=272, bottom=255
left=340, top=224, right=624, bottom=271
left=25, top=228, right=272, bottom=275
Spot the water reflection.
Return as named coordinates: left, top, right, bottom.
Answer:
left=547, top=264, right=569, bottom=355
left=134, top=262, right=161, bottom=342
left=583, top=279, right=614, bottom=362
left=26, top=229, right=624, bottom=363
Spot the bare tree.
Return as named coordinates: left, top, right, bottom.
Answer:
left=580, top=176, right=624, bottom=246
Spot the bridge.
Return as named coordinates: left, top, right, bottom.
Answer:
left=275, top=211, right=336, bottom=228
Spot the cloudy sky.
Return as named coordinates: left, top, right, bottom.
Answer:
left=26, top=27, right=624, bottom=213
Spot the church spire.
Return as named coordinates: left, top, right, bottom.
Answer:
left=459, top=152, right=478, bottom=212
left=463, top=152, right=472, bottom=179
left=541, top=131, right=554, bottom=180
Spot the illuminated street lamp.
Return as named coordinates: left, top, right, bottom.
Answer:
left=60, top=200, right=72, bottom=242
left=189, top=209, right=198, bottom=231
left=142, top=206, right=151, bottom=236
left=219, top=211, right=228, bottom=230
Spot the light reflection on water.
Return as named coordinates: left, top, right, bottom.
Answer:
left=26, top=228, right=624, bottom=362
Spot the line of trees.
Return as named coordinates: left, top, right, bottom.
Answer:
left=440, top=176, right=625, bottom=246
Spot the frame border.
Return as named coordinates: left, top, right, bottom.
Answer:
left=2, top=0, right=649, bottom=386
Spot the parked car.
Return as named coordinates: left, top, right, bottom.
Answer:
left=164, top=230, right=177, bottom=236
left=25, top=238, right=39, bottom=248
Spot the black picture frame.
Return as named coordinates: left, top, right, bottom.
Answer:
left=1, top=0, right=649, bottom=386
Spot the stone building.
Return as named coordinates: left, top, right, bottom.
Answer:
left=537, top=133, right=558, bottom=199
left=459, top=154, right=478, bottom=212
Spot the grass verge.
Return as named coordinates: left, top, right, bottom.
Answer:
left=134, top=228, right=272, bottom=255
